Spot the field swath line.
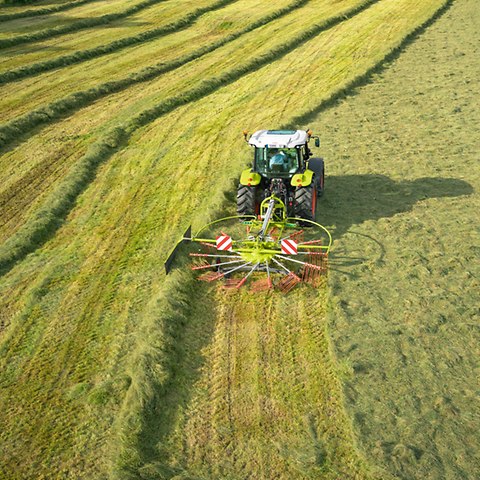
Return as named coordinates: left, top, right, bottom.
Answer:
left=0, top=0, right=450, bottom=276
left=0, top=0, right=239, bottom=84
left=0, top=0, right=312, bottom=145
left=0, top=0, right=171, bottom=48
left=0, top=0, right=375, bottom=151
left=0, top=0, right=103, bottom=22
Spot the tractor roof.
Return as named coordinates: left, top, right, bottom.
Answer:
left=249, top=130, right=309, bottom=148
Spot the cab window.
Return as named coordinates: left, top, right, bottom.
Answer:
left=254, top=147, right=299, bottom=176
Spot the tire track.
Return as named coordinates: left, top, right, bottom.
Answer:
left=209, top=296, right=236, bottom=475
left=0, top=142, right=87, bottom=241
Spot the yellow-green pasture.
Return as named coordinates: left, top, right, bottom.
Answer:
left=1, top=0, right=474, bottom=479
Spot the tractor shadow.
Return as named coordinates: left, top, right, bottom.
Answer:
left=317, top=174, right=473, bottom=268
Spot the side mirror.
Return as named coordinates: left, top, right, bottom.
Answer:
left=315, top=137, right=320, bottom=148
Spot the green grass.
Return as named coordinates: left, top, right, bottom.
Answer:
left=309, top=1, right=480, bottom=478
left=0, top=0, right=101, bottom=22
left=0, top=0, right=234, bottom=76
left=0, top=0, right=170, bottom=45
left=1, top=0, right=477, bottom=478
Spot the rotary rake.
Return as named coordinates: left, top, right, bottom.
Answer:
left=166, top=194, right=331, bottom=293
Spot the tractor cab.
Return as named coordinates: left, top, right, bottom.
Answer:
left=238, top=129, right=324, bottom=221
left=254, top=146, right=300, bottom=177
left=248, top=129, right=310, bottom=170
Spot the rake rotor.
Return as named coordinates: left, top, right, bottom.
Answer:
left=173, top=195, right=331, bottom=292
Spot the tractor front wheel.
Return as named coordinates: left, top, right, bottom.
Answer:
left=237, top=184, right=257, bottom=216
left=294, top=180, right=317, bottom=221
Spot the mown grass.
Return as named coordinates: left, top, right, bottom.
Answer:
left=0, top=0, right=299, bottom=119
left=308, top=1, right=480, bottom=478
left=0, top=0, right=340, bottom=246
left=0, top=0, right=329, bottom=133
left=1, top=0, right=449, bottom=272
left=0, top=0, right=236, bottom=80
left=0, top=0, right=464, bottom=478
left=0, top=0, right=141, bottom=35
left=0, top=0, right=100, bottom=22
left=0, top=0, right=169, bottom=47
left=0, top=0, right=311, bottom=244
left=0, top=0, right=375, bottom=267
left=112, top=268, right=378, bottom=479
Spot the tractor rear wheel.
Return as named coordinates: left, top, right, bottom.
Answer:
left=237, top=184, right=257, bottom=216
left=294, top=180, right=317, bottom=221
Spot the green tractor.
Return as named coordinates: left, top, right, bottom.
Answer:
left=164, top=128, right=331, bottom=290
left=237, top=129, right=324, bottom=221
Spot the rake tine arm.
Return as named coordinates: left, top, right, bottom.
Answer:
left=236, top=262, right=260, bottom=288
left=192, top=259, right=244, bottom=271
left=223, top=262, right=252, bottom=276
left=271, top=257, right=292, bottom=275
left=275, top=254, right=324, bottom=271
left=190, top=253, right=242, bottom=258
left=280, top=229, right=304, bottom=242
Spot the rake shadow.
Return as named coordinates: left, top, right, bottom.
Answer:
left=317, top=174, right=473, bottom=268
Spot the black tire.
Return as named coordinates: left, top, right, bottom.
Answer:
left=237, top=184, right=256, bottom=216
left=294, top=179, right=317, bottom=222
left=308, top=157, right=325, bottom=196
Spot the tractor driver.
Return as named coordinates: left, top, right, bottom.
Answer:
left=269, top=150, right=288, bottom=172
left=268, top=149, right=298, bottom=173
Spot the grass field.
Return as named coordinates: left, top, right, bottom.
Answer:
left=314, top=2, right=480, bottom=478
left=0, top=0, right=478, bottom=479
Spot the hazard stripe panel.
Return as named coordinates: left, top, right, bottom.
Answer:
left=281, top=239, right=297, bottom=255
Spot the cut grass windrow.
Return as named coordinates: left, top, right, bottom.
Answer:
left=0, top=127, right=126, bottom=275
left=0, top=0, right=169, bottom=49
left=0, top=0, right=461, bottom=476
left=0, top=0, right=450, bottom=276
left=0, top=0, right=311, bottom=148
left=0, top=0, right=238, bottom=85
left=286, top=0, right=454, bottom=127
left=0, top=0, right=101, bottom=22
left=111, top=271, right=374, bottom=479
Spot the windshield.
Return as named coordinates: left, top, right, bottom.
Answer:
left=254, top=147, right=299, bottom=177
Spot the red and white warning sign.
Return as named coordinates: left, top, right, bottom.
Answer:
left=216, top=234, right=233, bottom=251
left=281, top=239, right=298, bottom=255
